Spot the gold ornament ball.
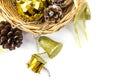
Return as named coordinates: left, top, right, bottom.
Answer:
left=15, top=0, right=47, bottom=21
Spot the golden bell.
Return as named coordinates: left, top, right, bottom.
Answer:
left=27, top=54, right=46, bottom=73
left=38, top=36, right=63, bottom=59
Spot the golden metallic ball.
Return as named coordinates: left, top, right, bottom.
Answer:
left=15, top=0, right=47, bottom=21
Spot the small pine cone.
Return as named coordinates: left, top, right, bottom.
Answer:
left=44, top=5, right=63, bottom=23
left=0, top=21, right=23, bottom=50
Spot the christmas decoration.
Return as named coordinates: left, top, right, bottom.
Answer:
left=15, top=0, right=47, bottom=21
left=0, top=0, right=91, bottom=79
left=0, top=21, right=23, bottom=50
left=44, top=5, right=63, bottom=23
left=39, top=36, right=63, bottom=59
left=27, top=54, right=46, bottom=73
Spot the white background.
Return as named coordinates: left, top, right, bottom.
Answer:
left=0, top=0, right=120, bottom=80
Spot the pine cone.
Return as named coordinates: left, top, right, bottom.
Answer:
left=0, top=21, right=23, bottom=50
left=44, top=5, right=63, bottom=23
left=54, top=0, right=65, bottom=6
left=53, top=0, right=73, bottom=8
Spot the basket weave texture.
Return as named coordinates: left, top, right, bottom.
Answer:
left=0, top=0, right=85, bottom=35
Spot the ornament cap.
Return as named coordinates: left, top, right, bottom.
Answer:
left=27, top=54, right=46, bottom=73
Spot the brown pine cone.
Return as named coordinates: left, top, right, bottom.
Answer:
left=44, top=5, right=63, bottom=23
left=53, top=0, right=73, bottom=8
left=0, top=21, right=23, bottom=50
left=54, top=0, right=65, bottom=6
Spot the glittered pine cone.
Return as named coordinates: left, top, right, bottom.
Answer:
left=44, top=5, right=63, bottom=23
left=0, top=21, right=23, bottom=50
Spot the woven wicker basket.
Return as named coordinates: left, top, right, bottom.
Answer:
left=0, top=0, right=86, bottom=35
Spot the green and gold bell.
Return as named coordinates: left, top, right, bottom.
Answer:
left=38, top=36, right=63, bottom=59
left=27, top=54, right=46, bottom=73
left=15, top=0, right=47, bottom=21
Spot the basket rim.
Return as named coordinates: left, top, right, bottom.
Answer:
left=0, top=0, right=86, bottom=35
